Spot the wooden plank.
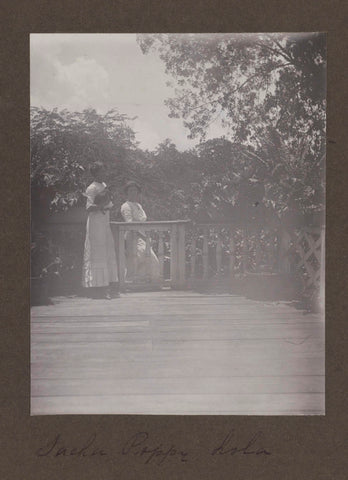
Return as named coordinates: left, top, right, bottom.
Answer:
left=31, top=345, right=323, bottom=364
left=33, top=296, right=273, bottom=305
left=31, top=357, right=324, bottom=375
left=31, top=313, right=322, bottom=324
left=31, top=316, right=323, bottom=328
left=31, top=323, right=323, bottom=338
left=31, top=336, right=324, bottom=354
left=31, top=393, right=324, bottom=415
left=31, top=323, right=323, bottom=343
left=32, top=304, right=316, bottom=317
left=32, top=375, right=324, bottom=397
left=31, top=356, right=324, bottom=379
left=154, top=324, right=324, bottom=337
left=31, top=290, right=302, bottom=300
left=31, top=333, right=154, bottom=343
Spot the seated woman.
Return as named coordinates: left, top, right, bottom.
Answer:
left=82, top=162, right=119, bottom=299
left=120, top=181, right=160, bottom=284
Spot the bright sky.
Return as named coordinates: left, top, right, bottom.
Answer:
left=30, top=33, right=226, bottom=151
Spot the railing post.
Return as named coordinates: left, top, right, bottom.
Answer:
left=144, top=231, right=151, bottom=284
left=111, top=222, right=120, bottom=282
left=158, top=231, right=165, bottom=287
left=254, top=229, right=262, bottom=272
left=190, top=231, right=197, bottom=283
left=216, top=230, right=222, bottom=278
left=278, top=226, right=292, bottom=273
left=177, top=223, right=186, bottom=288
left=170, top=224, right=178, bottom=288
left=202, top=225, right=209, bottom=280
left=118, top=225, right=126, bottom=289
left=229, top=231, right=235, bottom=280
left=241, top=227, right=248, bottom=274
left=125, top=230, right=137, bottom=281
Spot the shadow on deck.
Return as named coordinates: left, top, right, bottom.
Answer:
left=31, top=290, right=325, bottom=415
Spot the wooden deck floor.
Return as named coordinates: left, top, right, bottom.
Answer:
left=31, top=290, right=325, bottom=415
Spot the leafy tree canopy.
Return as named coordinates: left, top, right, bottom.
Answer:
left=31, top=107, right=139, bottom=211
left=137, top=33, right=326, bottom=217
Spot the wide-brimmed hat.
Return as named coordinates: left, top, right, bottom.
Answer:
left=124, top=180, right=141, bottom=194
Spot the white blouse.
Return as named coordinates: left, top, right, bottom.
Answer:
left=85, top=181, right=113, bottom=210
left=120, top=201, right=147, bottom=222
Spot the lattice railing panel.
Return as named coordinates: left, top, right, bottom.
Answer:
left=294, top=227, right=323, bottom=288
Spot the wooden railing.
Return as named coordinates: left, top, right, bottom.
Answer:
left=189, top=222, right=325, bottom=280
left=40, top=216, right=325, bottom=300
left=110, top=220, right=190, bottom=290
left=189, top=223, right=281, bottom=279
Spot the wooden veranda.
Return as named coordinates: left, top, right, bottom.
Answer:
left=31, top=217, right=325, bottom=415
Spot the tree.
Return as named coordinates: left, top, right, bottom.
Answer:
left=30, top=107, right=138, bottom=213
left=137, top=33, right=326, bottom=217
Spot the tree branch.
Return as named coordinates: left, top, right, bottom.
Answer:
left=255, top=41, right=295, bottom=67
left=189, top=62, right=293, bottom=113
left=239, top=146, right=270, bottom=169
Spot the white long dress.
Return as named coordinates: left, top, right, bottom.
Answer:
left=120, top=201, right=160, bottom=283
left=82, top=181, right=118, bottom=287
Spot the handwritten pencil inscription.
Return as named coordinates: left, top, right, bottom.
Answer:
left=121, top=431, right=189, bottom=465
left=35, top=429, right=271, bottom=466
left=211, top=430, right=271, bottom=456
left=36, top=434, right=107, bottom=458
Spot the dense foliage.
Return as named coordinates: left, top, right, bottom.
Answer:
left=137, top=33, right=326, bottom=219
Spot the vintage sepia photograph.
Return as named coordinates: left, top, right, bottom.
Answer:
left=30, top=33, right=325, bottom=415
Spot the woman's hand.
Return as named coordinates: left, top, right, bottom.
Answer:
left=87, top=204, right=108, bottom=213
left=87, top=205, right=100, bottom=213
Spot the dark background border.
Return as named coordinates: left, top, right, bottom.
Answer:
left=1, top=1, right=347, bottom=478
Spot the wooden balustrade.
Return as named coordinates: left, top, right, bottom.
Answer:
left=188, top=223, right=280, bottom=280
left=110, top=220, right=190, bottom=290
left=40, top=216, right=325, bottom=300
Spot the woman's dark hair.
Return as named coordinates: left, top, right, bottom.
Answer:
left=90, top=162, right=104, bottom=178
left=124, top=180, right=141, bottom=194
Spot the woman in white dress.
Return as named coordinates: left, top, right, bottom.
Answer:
left=120, top=181, right=160, bottom=284
left=82, top=162, right=119, bottom=299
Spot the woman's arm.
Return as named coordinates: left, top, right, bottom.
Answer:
left=85, top=185, right=101, bottom=212
left=121, top=202, right=133, bottom=222
left=102, top=200, right=114, bottom=210
left=86, top=205, right=101, bottom=213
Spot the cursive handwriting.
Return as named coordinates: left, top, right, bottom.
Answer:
left=211, top=430, right=271, bottom=457
left=36, top=434, right=108, bottom=458
left=35, top=429, right=272, bottom=464
left=121, top=431, right=189, bottom=466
